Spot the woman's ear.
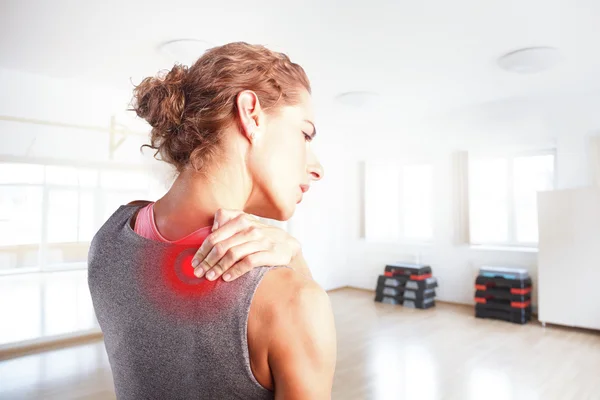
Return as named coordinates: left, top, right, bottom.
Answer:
left=247, top=120, right=257, bottom=141
left=236, top=90, right=262, bottom=142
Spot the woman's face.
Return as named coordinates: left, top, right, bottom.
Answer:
left=247, top=90, right=324, bottom=221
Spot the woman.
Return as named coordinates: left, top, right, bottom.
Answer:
left=88, top=42, right=336, bottom=399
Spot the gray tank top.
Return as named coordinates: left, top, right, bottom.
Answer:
left=88, top=204, right=274, bottom=400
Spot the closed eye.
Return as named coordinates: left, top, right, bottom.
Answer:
left=303, top=132, right=313, bottom=142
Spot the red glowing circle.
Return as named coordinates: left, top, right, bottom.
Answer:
left=180, top=254, right=196, bottom=279
left=173, top=248, right=204, bottom=286
left=137, top=244, right=223, bottom=322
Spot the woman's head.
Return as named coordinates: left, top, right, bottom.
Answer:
left=132, top=42, right=323, bottom=221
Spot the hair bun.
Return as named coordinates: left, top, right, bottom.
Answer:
left=135, top=42, right=310, bottom=173
left=132, top=64, right=188, bottom=133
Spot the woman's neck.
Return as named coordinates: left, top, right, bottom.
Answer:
left=153, top=164, right=251, bottom=241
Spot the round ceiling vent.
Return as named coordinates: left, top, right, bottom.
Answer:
left=497, top=47, right=563, bottom=74
left=334, top=91, right=380, bottom=108
left=157, top=39, right=213, bottom=66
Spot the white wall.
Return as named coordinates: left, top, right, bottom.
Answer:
left=329, top=92, right=600, bottom=305
left=288, top=156, right=350, bottom=290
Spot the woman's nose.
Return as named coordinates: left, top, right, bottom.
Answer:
left=308, top=159, right=324, bottom=181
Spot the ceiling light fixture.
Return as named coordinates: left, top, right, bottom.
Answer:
left=157, top=39, right=214, bottom=66
left=334, top=91, right=380, bottom=108
left=497, top=46, right=563, bottom=74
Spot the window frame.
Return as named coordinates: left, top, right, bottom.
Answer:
left=467, top=149, right=557, bottom=248
left=363, top=158, right=435, bottom=245
left=0, top=158, right=154, bottom=275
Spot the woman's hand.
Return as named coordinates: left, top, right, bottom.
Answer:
left=191, top=209, right=303, bottom=282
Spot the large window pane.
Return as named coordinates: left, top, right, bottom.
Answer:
left=77, top=275, right=98, bottom=330
left=402, top=164, right=433, bottom=240
left=0, top=186, right=43, bottom=271
left=78, top=191, right=97, bottom=242
left=45, top=165, right=79, bottom=186
left=0, top=163, right=44, bottom=184
left=47, top=189, right=79, bottom=244
left=0, top=186, right=43, bottom=246
left=46, top=166, right=98, bottom=188
left=364, top=162, right=400, bottom=242
left=0, top=276, right=42, bottom=345
left=513, top=154, right=555, bottom=243
left=47, top=189, right=92, bottom=268
left=43, top=275, right=79, bottom=336
left=469, top=158, right=509, bottom=243
left=77, top=168, right=98, bottom=188
left=0, top=163, right=152, bottom=274
left=100, top=170, right=149, bottom=190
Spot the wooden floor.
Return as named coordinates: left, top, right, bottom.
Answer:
left=1, top=288, right=599, bottom=400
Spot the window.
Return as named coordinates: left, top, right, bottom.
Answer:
left=468, top=152, right=555, bottom=246
left=0, top=162, right=154, bottom=274
left=364, top=161, right=434, bottom=243
left=402, top=165, right=433, bottom=240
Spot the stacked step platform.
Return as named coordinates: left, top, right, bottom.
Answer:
left=474, top=266, right=532, bottom=324
left=374, top=263, right=437, bottom=309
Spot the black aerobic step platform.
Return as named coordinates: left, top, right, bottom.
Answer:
left=474, top=289, right=531, bottom=303
left=384, top=263, right=432, bottom=279
left=375, top=293, right=436, bottom=309
left=479, top=266, right=529, bottom=280
left=378, top=275, right=438, bottom=291
left=475, top=304, right=531, bottom=324
left=377, top=286, right=436, bottom=300
left=475, top=299, right=532, bottom=311
left=475, top=276, right=532, bottom=292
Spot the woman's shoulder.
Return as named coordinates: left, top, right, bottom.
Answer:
left=260, top=268, right=327, bottom=306
left=250, top=267, right=336, bottom=394
left=247, top=267, right=334, bottom=390
left=252, top=267, right=331, bottom=332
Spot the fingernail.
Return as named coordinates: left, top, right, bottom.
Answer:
left=223, top=273, right=232, bottom=282
left=191, top=258, right=200, bottom=268
left=194, top=268, right=204, bottom=278
left=206, top=270, right=215, bottom=280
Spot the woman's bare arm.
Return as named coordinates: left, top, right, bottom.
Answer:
left=265, top=270, right=337, bottom=399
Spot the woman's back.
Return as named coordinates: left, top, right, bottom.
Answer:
left=89, top=204, right=274, bottom=399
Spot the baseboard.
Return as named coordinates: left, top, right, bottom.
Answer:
left=0, top=329, right=103, bottom=361
left=341, top=286, right=542, bottom=317
left=342, top=286, right=472, bottom=306
left=340, top=286, right=376, bottom=294
left=326, top=285, right=352, bottom=293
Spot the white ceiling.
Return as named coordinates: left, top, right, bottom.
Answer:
left=2, top=0, right=600, bottom=122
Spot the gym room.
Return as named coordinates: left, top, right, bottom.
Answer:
left=1, top=0, right=599, bottom=399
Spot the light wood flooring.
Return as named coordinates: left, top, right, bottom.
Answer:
left=1, top=288, right=599, bottom=400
